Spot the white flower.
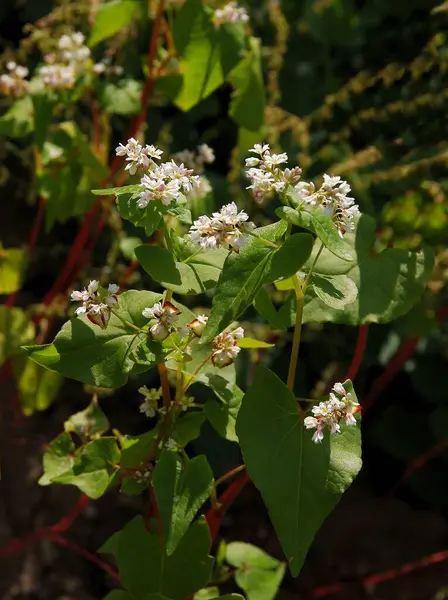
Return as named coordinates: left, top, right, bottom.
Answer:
left=139, top=386, right=162, bottom=418
left=214, top=1, right=250, bottom=25
left=39, top=62, right=76, bottom=89
left=134, top=468, right=151, bottom=484
left=0, top=62, right=29, bottom=96
left=180, top=395, right=194, bottom=411
left=188, top=314, right=208, bottom=337
left=189, top=202, right=255, bottom=252
left=245, top=144, right=302, bottom=203
left=293, top=173, right=360, bottom=237
left=115, top=138, right=151, bottom=175
left=165, top=438, right=179, bottom=450
left=70, top=280, right=118, bottom=329
left=212, top=327, right=244, bottom=368
left=142, top=301, right=181, bottom=342
left=197, top=144, right=215, bottom=164
left=304, top=382, right=359, bottom=443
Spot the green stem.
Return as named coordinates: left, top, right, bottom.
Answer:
left=111, top=310, right=145, bottom=333
left=183, top=352, right=214, bottom=395
left=248, top=230, right=279, bottom=249
left=303, top=241, right=325, bottom=291
left=287, top=275, right=304, bottom=392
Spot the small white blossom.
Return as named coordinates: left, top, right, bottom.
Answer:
left=304, top=382, right=360, bottom=443
left=245, top=143, right=302, bottom=203
left=165, top=438, right=179, bottom=450
left=139, top=386, right=162, bottom=418
left=134, top=468, right=152, bottom=484
left=115, top=138, right=162, bottom=175
left=70, top=280, right=119, bottom=329
left=212, top=327, right=244, bottom=368
left=173, top=144, right=215, bottom=174
left=39, top=61, right=76, bottom=89
left=197, top=144, right=215, bottom=165
left=189, top=202, right=255, bottom=252
left=214, top=1, right=250, bottom=26
left=142, top=301, right=181, bottom=342
left=0, top=61, right=29, bottom=96
left=137, top=160, right=199, bottom=208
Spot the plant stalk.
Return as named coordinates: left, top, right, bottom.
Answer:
left=287, top=275, right=304, bottom=391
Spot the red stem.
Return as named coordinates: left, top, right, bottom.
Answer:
left=311, top=549, right=448, bottom=598
left=119, top=259, right=139, bottom=287
left=51, top=534, right=119, bottom=581
left=206, top=471, right=250, bottom=541
left=344, top=325, right=369, bottom=381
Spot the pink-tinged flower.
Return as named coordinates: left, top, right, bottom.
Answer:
left=138, top=386, right=162, bottom=418
left=212, top=327, right=244, bottom=368
left=70, top=281, right=119, bottom=329
left=304, top=382, right=359, bottom=443
left=189, top=202, right=255, bottom=252
left=188, top=314, right=208, bottom=337
left=142, top=301, right=181, bottom=342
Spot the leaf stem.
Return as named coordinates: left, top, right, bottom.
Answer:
left=287, top=275, right=304, bottom=393
left=183, top=352, right=214, bottom=394
left=303, top=241, right=325, bottom=291
left=215, top=464, right=246, bottom=487
left=248, top=231, right=279, bottom=249
left=111, top=310, right=145, bottom=333
left=158, top=362, right=171, bottom=410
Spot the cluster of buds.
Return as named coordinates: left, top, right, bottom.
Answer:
left=246, top=144, right=302, bottom=203
left=294, top=174, right=360, bottom=238
left=138, top=386, right=162, bottom=418
left=211, top=327, right=244, bottom=367
left=39, top=32, right=90, bottom=90
left=142, top=301, right=181, bottom=342
left=115, top=139, right=201, bottom=208
left=214, top=1, right=250, bottom=26
left=0, top=62, right=29, bottom=97
left=70, top=280, right=119, bottom=329
left=92, top=57, right=124, bottom=77
left=134, top=468, right=152, bottom=484
left=304, top=382, right=359, bottom=443
left=189, top=202, right=255, bottom=252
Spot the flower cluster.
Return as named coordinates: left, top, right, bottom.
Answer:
left=138, top=386, right=162, bottom=418
left=214, top=1, right=250, bottom=26
left=173, top=144, right=215, bottom=201
left=70, top=281, right=119, bottom=329
left=189, top=202, right=255, bottom=252
left=39, top=32, right=91, bottom=89
left=304, top=382, right=359, bottom=443
left=115, top=138, right=164, bottom=175
left=294, top=174, right=360, bottom=237
left=142, top=301, right=181, bottom=342
left=115, top=139, right=201, bottom=208
left=134, top=468, right=152, bottom=484
left=246, top=144, right=302, bottom=203
left=0, top=62, right=29, bottom=97
left=212, top=327, right=244, bottom=368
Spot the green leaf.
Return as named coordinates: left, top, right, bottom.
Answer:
left=0, top=248, right=27, bottom=294
left=101, top=79, right=142, bottom=116
left=174, top=0, right=223, bottom=110
left=64, top=398, right=110, bottom=439
left=103, top=592, right=135, bottom=600
left=253, top=288, right=288, bottom=331
left=89, top=0, right=140, bottom=47
left=12, top=356, right=63, bottom=416
left=236, top=366, right=362, bottom=576
left=24, top=291, right=164, bottom=388
left=117, top=516, right=213, bottom=600
left=236, top=338, right=274, bottom=349
left=0, top=96, right=33, bottom=138
left=136, top=245, right=224, bottom=295
left=39, top=432, right=75, bottom=486
left=116, top=194, right=163, bottom=237
left=0, top=306, right=35, bottom=367
left=226, top=542, right=285, bottom=600
left=32, top=92, right=56, bottom=150
left=120, top=430, right=158, bottom=468
left=153, top=451, right=214, bottom=555
left=120, top=236, right=142, bottom=260
left=51, top=437, right=121, bottom=499
left=311, top=274, right=358, bottom=310
left=202, top=225, right=312, bottom=342
left=172, top=412, right=205, bottom=446
left=278, top=204, right=354, bottom=262
left=92, top=184, right=143, bottom=196
left=194, top=588, right=220, bottom=600
left=228, top=38, right=265, bottom=132
left=302, top=215, right=435, bottom=325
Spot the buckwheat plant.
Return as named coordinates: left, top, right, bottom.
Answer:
left=9, top=1, right=433, bottom=598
